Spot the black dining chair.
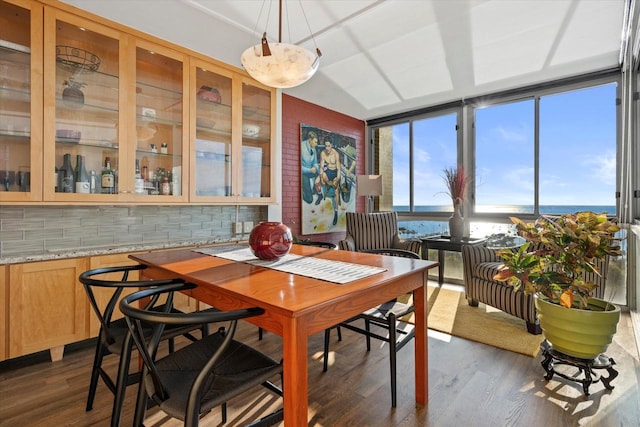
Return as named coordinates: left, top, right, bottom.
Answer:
left=323, top=248, right=420, bottom=407
left=120, top=282, right=284, bottom=427
left=79, top=264, right=211, bottom=427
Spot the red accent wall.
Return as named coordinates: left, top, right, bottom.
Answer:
left=282, top=94, right=366, bottom=243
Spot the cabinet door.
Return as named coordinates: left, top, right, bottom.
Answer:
left=87, top=253, right=142, bottom=337
left=43, top=8, right=124, bottom=202
left=0, top=265, right=6, bottom=362
left=0, top=0, right=43, bottom=203
left=9, top=258, right=89, bottom=359
left=190, top=58, right=234, bottom=202
left=238, top=78, right=275, bottom=203
left=129, top=39, right=188, bottom=201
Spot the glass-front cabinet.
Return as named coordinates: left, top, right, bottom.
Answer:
left=0, top=0, right=42, bottom=202
left=8, top=1, right=274, bottom=205
left=240, top=79, right=273, bottom=201
left=131, top=40, right=187, bottom=201
left=43, top=8, right=123, bottom=201
left=190, top=61, right=274, bottom=204
left=190, top=58, right=233, bottom=200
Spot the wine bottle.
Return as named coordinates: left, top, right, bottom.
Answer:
left=61, top=153, right=75, bottom=193
left=134, top=159, right=145, bottom=194
left=74, top=155, right=90, bottom=193
left=101, top=157, right=115, bottom=194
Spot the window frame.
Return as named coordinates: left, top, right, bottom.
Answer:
left=367, top=70, right=621, bottom=225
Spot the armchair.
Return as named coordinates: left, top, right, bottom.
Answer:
left=338, top=212, right=421, bottom=255
left=462, top=243, right=610, bottom=335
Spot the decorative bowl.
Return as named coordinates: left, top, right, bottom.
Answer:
left=249, top=221, right=293, bottom=260
left=56, top=129, right=81, bottom=143
left=197, top=86, right=222, bottom=103
left=242, top=124, right=260, bottom=137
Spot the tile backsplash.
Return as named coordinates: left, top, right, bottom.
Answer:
left=0, top=205, right=266, bottom=259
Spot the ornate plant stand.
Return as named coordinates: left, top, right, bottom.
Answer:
left=540, top=340, right=618, bottom=396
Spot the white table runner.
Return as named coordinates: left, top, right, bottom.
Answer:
left=193, top=246, right=386, bottom=284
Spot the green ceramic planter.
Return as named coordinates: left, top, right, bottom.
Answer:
left=535, top=294, right=620, bottom=359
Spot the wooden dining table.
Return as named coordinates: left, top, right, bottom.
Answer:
left=129, top=244, right=439, bottom=426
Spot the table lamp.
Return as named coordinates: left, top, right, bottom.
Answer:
left=357, top=174, right=382, bottom=213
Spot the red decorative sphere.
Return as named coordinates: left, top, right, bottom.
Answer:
left=249, top=221, right=293, bottom=260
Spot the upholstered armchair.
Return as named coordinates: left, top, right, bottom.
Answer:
left=338, top=212, right=422, bottom=256
left=462, top=243, right=610, bottom=335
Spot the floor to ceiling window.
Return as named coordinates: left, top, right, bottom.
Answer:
left=473, top=83, right=617, bottom=215
left=375, top=112, right=459, bottom=213
left=368, top=74, right=624, bottom=302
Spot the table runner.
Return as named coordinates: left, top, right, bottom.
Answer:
left=193, top=246, right=386, bottom=284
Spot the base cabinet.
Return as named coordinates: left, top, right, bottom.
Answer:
left=0, top=265, right=7, bottom=361
left=9, top=258, right=89, bottom=361
left=87, top=253, right=141, bottom=338
left=3, top=247, right=204, bottom=362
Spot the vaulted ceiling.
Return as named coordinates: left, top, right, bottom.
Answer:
left=60, top=0, right=627, bottom=121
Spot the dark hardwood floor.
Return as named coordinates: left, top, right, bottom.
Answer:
left=1, top=297, right=639, bottom=426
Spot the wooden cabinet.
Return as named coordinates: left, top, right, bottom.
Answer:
left=86, top=253, right=141, bottom=337
left=43, top=9, right=194, bottom=203
left=86, top=251, right=198, bottom=337
left=0, top=0, right=43, bottom=203
left=239, top=78, right=274, bottom=203
left=3, top=247, right=205, bottom=362
left=0, top=265, right=7, bottom=361
left=8, top=257, right=89, bottom=361
left=128, top=38, right=189, bottom=201
left=189, top=58, right=275, bottom=204
left=2, top=0, right=276, bottom=205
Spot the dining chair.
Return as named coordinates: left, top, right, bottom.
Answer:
left=323, top=248, right=420, bottom=407
left=79, top=264, right=211, bottom=427
left=120, top=282, right=284, bottom=427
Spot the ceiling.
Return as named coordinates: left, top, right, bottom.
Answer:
left=59, top=0, right=627, bottom=121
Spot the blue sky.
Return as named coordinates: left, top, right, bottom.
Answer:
left=392, top=83, right=617, bottom=210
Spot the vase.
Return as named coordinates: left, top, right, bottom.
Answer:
left=249, top=221, right=293, bottom=260
left=448, top=208, right=464, bottom=240
left=535, top=294, right=620, bottom=359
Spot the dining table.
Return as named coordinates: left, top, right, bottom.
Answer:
left=129, top=243, right=439, bottom=426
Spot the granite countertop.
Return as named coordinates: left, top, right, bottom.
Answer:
left=0, top=238, right=249, bottom=265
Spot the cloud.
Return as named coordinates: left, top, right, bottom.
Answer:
left=582, top=150, right=616, bottom=185
left=414, top=147, right=431, bottom=163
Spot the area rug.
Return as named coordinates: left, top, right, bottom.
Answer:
left=415, top=285, right=544, bottom=357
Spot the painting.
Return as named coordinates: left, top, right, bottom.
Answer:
left=300, top=124, right=356, bottom=235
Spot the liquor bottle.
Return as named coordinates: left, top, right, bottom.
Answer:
left=134, top=159, right=145, bottom=194
left=101, top=157, right=115, bottom=194
left=74, top=155, right=90, bottom=193
left=54, top=166, right=59, bottom=193
left=60, top=153, right=75, bottom=193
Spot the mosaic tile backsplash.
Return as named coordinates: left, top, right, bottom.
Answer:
left=0, top=205, right=266, bottom=259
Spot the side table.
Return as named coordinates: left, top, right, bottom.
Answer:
left=420, top=235, right=486, bottom=284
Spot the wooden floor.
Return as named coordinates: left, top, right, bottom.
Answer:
left=1, top=299, right=639, bottom=426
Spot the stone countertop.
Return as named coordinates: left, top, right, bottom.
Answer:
left=0, top=238, right=249, bottom=265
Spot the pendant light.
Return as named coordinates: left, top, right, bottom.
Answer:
left=241, top=0, right=322, bottom=89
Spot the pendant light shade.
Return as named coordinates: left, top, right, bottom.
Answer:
left=241, top=0, right=321, bottom=89
left=241, top=42, right=319, bottom=89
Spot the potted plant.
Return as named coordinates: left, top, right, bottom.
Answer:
left=493, top=211, right=622, bottom=359
left=441, top=166, right=471, bottom=239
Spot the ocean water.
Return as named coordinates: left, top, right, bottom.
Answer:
left=396, top=205, right=617, bottom=239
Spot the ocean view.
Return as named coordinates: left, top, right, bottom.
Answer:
left=396, top=205, right=617, bottom=239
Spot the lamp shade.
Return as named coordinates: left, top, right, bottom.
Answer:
left=357, top=175, right=383, bottom=196
left=241, top=42, right=320, bottom=89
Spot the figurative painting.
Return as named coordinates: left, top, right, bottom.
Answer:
left=300, top=124, right=356, bottom=235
